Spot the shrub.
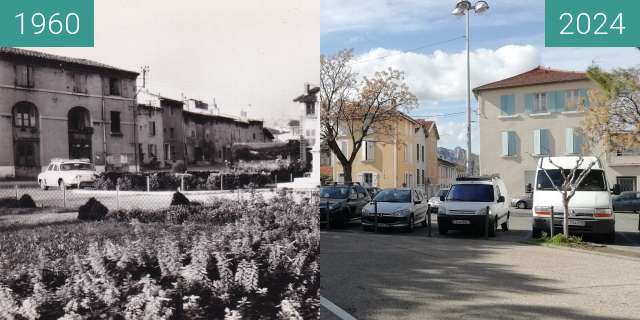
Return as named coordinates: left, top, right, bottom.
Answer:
left=17, top=194, right=36, bottom=208
left=77, top=198, right=108, bottom=221
left=171, top=160, right=187, bottom=173
left=116, top=175, right=134, bottom=191
left=170, top=191, right=190, bottom=206
left=148, top=173, right=161, bottom=191
left=94, top=174, right=115, bottom=190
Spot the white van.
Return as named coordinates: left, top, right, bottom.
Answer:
left=532, top=156, right=621, bottom=242
left=437, top=175, right=510, bottom=237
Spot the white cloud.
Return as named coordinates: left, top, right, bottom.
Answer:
left=352, top=44, right=540, bottom=103
left=435, top=120, right=480, bottom=152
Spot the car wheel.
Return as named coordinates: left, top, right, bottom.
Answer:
left=39, top=179, right=48, bottom=191
left=501, top=213, right=509, bottom=232
left=532, top=227, right=542, bottom=239
left=488, top=218, right=497, bottom=237
left=438, top=220, right=448, bottom=235
left=406, top=215, right=415, bottom=233
left=517, top=201, right=526, bottom=209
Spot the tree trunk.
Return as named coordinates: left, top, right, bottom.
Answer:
left=341, top=161, right=353, bottom=183
left=563, top=198, right=570, bottom=237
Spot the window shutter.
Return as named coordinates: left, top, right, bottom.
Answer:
left=369, top=141, right=375, bottom=161
left=540, top=129, right=550, bottom=155
left=574, top=131, right=583, bottom=155
left=362, top=141, right=368, bottom=161
left=501, top=131, right=509, bottom=157
left=500, top=95, right=515, bottom=115
left=500, top=95, right=508, bottom=115
left=373, top=174, right=379, bottom=187
left=555, top=90, right=565, bottom=112
left=533, top=129, right=541, bottom=155
left=508, top=132, right=517, bottom=156
left=524, top=94, right=535, bottom=114
left=579, top=88, right=590, bottom=108
left=546, top=92, right=557, bottom=112
left=565, top=128, right=575, bottom=154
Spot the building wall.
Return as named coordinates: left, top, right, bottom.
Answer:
left=415, top=126, right=427, bottom=190
left=438, top=161, right=457, bottom=190
left=478, top=79, right=605, bottom=195
left=136, top=105, right=164, bottom=166
left=161, top=100, right=186, bottom=163
left=0, top=57, right=137, bottom=177
left=425, top=126, right=439, bottom=197
left=332, top=116, right=417, bottom=188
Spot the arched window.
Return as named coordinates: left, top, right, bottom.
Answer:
left=12, top=102, right=38, bottom=129
left=68, top=107, right=90, bottom=132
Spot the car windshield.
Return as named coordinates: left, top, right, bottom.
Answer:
left=436, top=189, right=449, bottom=197
left=536, top=169, right=607, bottom=191
left=320, top=187, right=350, bottom=199
left=374, top=189, right=411, bottom=203
left=447, top=184, right=494, bottom=202
left=60, top=163, right=94, bottom=171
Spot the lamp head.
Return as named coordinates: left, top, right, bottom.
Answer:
left=452, top=7, right=466, bottom=16
left=474, top=1, right=490, bottom=13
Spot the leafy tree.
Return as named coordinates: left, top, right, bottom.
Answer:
left=320, top=50, right=417, bottom=183
left=583, top=66, right=640, bottom=152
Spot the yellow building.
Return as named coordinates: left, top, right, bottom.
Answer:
left=332, top=113, right=418, bottom=188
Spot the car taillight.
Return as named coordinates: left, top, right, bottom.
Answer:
left=534, top=206, right=552, bottom=216
left=593, top=208, right=612, bottom=218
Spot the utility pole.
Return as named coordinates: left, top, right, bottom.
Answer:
left=141, top=66, right=149, bottom=89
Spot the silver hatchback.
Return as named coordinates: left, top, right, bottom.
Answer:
left=361, top=188, right=430, bottom=232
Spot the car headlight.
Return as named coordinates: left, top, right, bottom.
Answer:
left=476, top=207, right=490, bottom=215
left=329, top=203, right=340, bottom=210
left=395, top=209, right=410, bottom=216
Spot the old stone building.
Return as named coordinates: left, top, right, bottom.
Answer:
left=0, top=48, right=138, bottom=178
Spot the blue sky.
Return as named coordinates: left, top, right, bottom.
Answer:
left=321, top=0, right=640, bottom=152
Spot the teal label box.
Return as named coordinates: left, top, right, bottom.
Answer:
left=0, top=0, right=94, bottom=47
left=546, top=0, right=640, bottom=47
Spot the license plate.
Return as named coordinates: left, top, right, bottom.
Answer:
left=452, top=220, right=470, bottom=225
left=568, top=220, right=585, bottom=226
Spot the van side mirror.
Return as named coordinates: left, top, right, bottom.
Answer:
left=439, top=196, right=445, bottom=202
left=497, top=196, right=505, bottom=203
left=612, top=184, right=621, bottom=196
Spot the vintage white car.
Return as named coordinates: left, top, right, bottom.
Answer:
left=37, top=158, right=98, bottom=190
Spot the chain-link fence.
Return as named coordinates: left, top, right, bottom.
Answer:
left=0, top=180, right=317, bottom=213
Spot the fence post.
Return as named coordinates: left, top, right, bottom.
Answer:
left=181, top=175, right=185, bottom=192
left=550, top=206, right=554, bottom=238
left=63, top=184, right=67, bottom=209
left=484, top=206, right=489, bottom=240
left=146, top=176, right=150, bottom=192
left=275, top=175, right=277, bottom=185
left=116, top=185, right=120, bottom=211
left=290, top=173, right=293, bottom=182
left=14, top=184, right=18, bottom=200
left=220, top=175, right=224, bottom=190
left=427, top=207, right=432, bottom=237
left=374, top=200, right=379, bottom=233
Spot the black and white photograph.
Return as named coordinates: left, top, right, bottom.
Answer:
left=0, top=1, right=320, bottom=319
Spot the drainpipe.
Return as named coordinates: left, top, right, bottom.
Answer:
left=101, top=76, right=107, bottom=171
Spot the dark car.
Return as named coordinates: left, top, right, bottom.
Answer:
left=613, top=191, right=640, bottom=213
left=320, top=184, right=371, bottom=228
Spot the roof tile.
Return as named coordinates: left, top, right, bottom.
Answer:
left=473, top=66, right=588, bottom=93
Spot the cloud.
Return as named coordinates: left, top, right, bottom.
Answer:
left=352, top=44, right=540, bottom=103
left=435, top=120, right=480, bottom=152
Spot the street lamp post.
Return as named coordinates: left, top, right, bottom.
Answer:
left=452, top=0, right=489, bottom=176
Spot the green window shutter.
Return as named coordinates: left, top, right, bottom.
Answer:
left=501, top=131, right=509, bottom=156
left=524, top=94, right=534, bottom=114
left=565, top=128, right=575, bottom=154
left=508, top=132, right=517, bottom=156
left=540, top=129, right=550, bottom=155
left=547, top=92, right=557, bottom=112
left=500, top=95, right=508, bottom=115
left=579, top=89, right=590, bottom=108
left=556, top=91, right=566, bottom=112
left=533, top=129, right=541, bottom=155
left=574, top=131, right=583, bottom=155
left=500, top=95, right=515, bottom=115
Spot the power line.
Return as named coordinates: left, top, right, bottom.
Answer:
left=353, top=35, right=465, bottom=65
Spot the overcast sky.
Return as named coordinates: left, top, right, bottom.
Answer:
left=36, top=0, right=319, bottom=128
left=322, top=0, right=640, bottom=152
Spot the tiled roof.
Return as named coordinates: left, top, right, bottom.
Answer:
left=415, top=119, right=434, bottom=127
left=473, top=66, right=588, bottom=93
left=0, top=47, right=138, bottom=75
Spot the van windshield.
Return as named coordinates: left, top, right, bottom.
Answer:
left=446, top=184, right=494, bottom=202
left=536, top=170, right=607, bottom=191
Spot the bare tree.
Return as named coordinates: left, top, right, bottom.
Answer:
left=320, top=50, right=417, bottom=183
left=537, top=156, right=598, bottom=237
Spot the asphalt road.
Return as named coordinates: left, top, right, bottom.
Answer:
left=321, top=209, right=640, bottom=320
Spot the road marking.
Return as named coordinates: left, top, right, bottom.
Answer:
left=321, top=296, right=358, bottom=320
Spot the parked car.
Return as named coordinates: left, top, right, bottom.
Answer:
left=37, top=158, right=98, bottom=190
left=437, top=176, right=510, bottom=237
left=612, top=191, right=640, bottom=213
left=366, top=186, right=382, bottom=198
left=532, top=156, right=620, bottom=242
left=320, top=184, right=370, bottom=228
left=511, top=193, right=533, bottom=209
left=427, top=188, right=449, bottom=213
left=361, top=188, right=429, bottom=232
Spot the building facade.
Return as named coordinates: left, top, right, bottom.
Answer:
left=438, top=158, right=459, bottom=190
left=475, top=66, right=640, bottom=195
left=0, top=48, right=138, bottom=178
left=417, top=120, right=440, bottom=196
left=332, top=113, right=418, bottom=188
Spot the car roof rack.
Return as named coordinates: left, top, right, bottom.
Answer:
left=456, top=174, right=500, bottom=181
